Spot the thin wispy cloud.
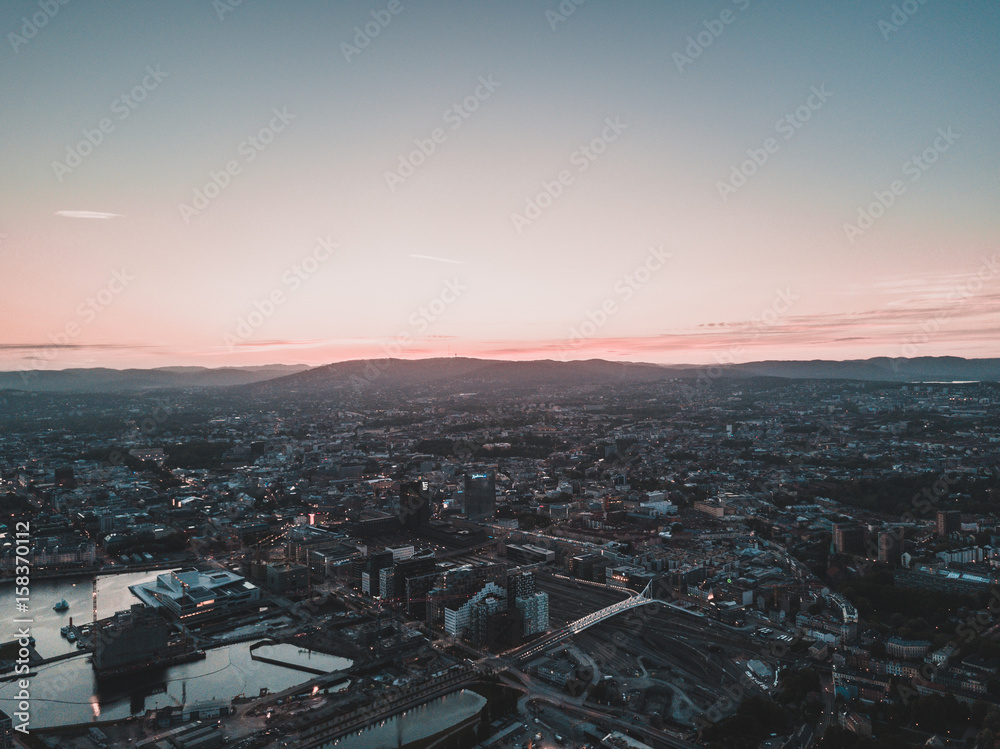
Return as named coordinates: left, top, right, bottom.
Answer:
left=842, top=273, right=986, bottom=298
left=2, top=343, right=144, bottom=351
left=219, top=339, right=327, bottom=351
left=55, top=211, right=121, bottom=219
left=408, top=254, right=464, bottom=265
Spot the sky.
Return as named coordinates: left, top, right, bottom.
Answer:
left=1, top=0, right=998, bottom=371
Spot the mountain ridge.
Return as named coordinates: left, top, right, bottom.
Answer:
left=0, top=364, right=311, bottom=393
left=1, top=357, right=997, bottom=394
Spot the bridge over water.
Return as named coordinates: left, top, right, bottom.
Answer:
left=510, top=582, right=661, bottom=662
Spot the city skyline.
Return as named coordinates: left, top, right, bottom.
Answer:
left=3, top=1, right=999, bottom=371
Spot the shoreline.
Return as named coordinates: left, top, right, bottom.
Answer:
left=0, top=560, right=194, bottom=585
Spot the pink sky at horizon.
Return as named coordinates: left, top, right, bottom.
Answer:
left=6, top=296, right=998, bottom=371
left=3, top=3, right=998, bottom=371
left=3, top=211, right=997, bottom=371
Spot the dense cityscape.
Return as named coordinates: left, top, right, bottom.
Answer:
left=1, top=361, right=999, bottom=748
left=3, top=3, right=998, bottom=747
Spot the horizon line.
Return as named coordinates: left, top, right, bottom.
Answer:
left=2, top=353, right=997, bottom=374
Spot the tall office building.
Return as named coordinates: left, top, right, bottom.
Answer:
left=878, top=530, right=903, bottom=565
left=464, top=472, right=496, bottom=521
left=936, top=510, right=961, bottom=537
left=393, top=556, right=438, bottom=600
left=468, top=594, right=508, bottom=648
left=443, top=581, right=506, bottom=636
left=362, top=550, right=394, bottom=596
left=399, top=480, right=433, bottom=528
left=833, top=523, right=863, bottom=555
left=93, top=604, right=170, bottom=677
left=507, top=570, right=536, bottom=601
left=516, top=592, right=550, bottom=636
